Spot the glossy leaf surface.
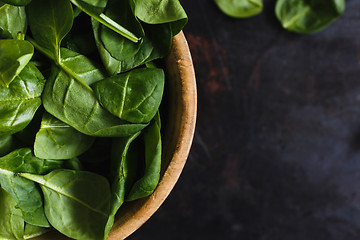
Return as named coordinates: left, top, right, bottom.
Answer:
left=0, top=4, right=26, bottom=39
left=21, top=169, right=111, bottom=240
left=214, top=0, right=263, bottom=18
left=94, top=68, right=164, bottom=123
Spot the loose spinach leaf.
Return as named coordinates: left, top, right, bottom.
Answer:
left=34, top=113, right=95, bottom=160
left=20, top=169, right=111, bottom=240
left=27, top=0, right=73, bottom=63
left=94, top=67, right=164, bottom=124
left=214, top=0, right=263, bottom=18
left=0, top=148, right=65, bottom=227
left=0, top=39, right=33, bottom=87
left=24, top=224, right=51, bottom=239
left=0, top=4, right=26, bottom=39
left=70, top=0, right=140, bottom=43
left=1, top=0, right=31, bottom=6
left=130, top=0, right=187, bottom=35
left=0, top=62, right=44, bottom=135
left=0, top=187, right=24, bottom=240
left=42, top=65, right=147, bottom=137
left=275, top=0, right=345, bottom=34
left=93, top=19, right=172, bottom=75
left=104, top=131, right=141, bottom=238
left=127, top=113, right=161, bottom=201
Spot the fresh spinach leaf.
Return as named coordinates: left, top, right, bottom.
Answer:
left=275, top=0, right=345, bottom=34
left=214, top=0, right=263, bottom=18
left=0, top=187, right=24, bottom=240
left=0, top=4, right=26, bottom=39
left=0, top=148, right=65, bottom=227
left=24, top=224, right=50, bottom=239
left=0, top=39, right=33, bottom=87
left=127, top=113, right=161, bottom=201
left=43, top=65, right=147, bottom=137
left=94, top=67, right=164, bottom=124
left=27, top=0, right=73, bottom=63
left=104, top=131, right=141, bottom=238
left=0, top=62, right=44, bottom=135
left=0, top=135, right=16, bottom=156
left=34, top=113, right=95, bottom=160
left=1, top=0, right=31, bottom=6
left=20, top=169, right=111, bottom=240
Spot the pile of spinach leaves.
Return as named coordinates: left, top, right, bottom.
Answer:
left=214, top=0, right=346, bottom=34
left=0, top=0, right=187, bottom=239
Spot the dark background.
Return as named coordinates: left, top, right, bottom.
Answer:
left=130, top=1, right=360, bottom=239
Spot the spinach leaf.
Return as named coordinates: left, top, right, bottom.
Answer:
left=24, top=224, right=50, bottom=239
left=34, top=113, right=95, bottom=160
left=0, top=187, right=24, bottom=240
left=27, top=0, right=73, bottom=63
left=0, top=62, right=44, bottom=135
left=0, top=135, right=15, bottom=156
left=0, top=148, right=65, bottom=227
left=1, top=0, right=31, bottom=6
left=127, top=113, right=161, bottom=201
left=70, top=0, right=140, bottom=43
left=20, top=169, right=111, bottom=240
left=93, top=19, right=172, bottom=75
left=94, top=68, right=164, bottom=124
left=214, top=0, right=263, bottom=18
left=130, top=0, right=187, bottom=35
left=275, top=0, right=345, bottom=34
left=104, top=131, right=141, bottom=238
left=42, top=65, right=147, bottom=137
left=0, top=39, right=33, bottom=87
left=0, top=4, right=26, bottom=39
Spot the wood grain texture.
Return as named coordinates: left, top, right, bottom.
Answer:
left=33, top=32, right=197, bottom=240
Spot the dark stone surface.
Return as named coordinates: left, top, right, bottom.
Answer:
left=129, top=1, right=360, bottom=239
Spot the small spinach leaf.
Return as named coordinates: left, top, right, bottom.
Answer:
left=34, top=113, right=95, bottom=160
left=0, top=39, right=33, bottom=87
left=0, top=4, right=26, bottom=39
left=275, top=0, right=345, bottom=34
left=27, top=0, right=73, bottom=63
left=42, top=65, right=147, bottom=137
left=20, top=169, right=111, bottom=240
left=0, top=135, right=16, bottom=157
left=126, top=113, right=161, bottom=201
left=0, top=187, right=24, bottom=240
left=0, top=62, right=44, bottom=135
left=214, top=0, right=263, bottom=18
left=94, top=67, right=164, bottom=124
left=24, top=224, right=50, bottom=239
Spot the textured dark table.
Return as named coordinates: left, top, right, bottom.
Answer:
left=129, top=1, right=360, bottom=239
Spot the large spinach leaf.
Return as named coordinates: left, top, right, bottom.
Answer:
left=275, top=0, right=345, bottom=34
left=0, top=39, right=33, bottom=87
left=20, top=169, right=111, bottom=240
left=0, top=187, right=24, bottom=240
left=214, top=0, right=263, bottom=18
left=34, top=113, right=95, bottom=160
left=42, top=65, right=147, bottom=137
left=27, top=0, right=73, bottom=63
left=0, top=148, right=65, bottom=227
left=1, top=0, right=31, bottom=6
left=0, top=62, right=44, bottom=135
left=127, top=113, right=161, bottom=201
left=0, top=4, right=26, bottom=39
left=94, top=67, right=164, bottom=124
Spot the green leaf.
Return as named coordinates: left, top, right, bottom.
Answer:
left=27, top=0, right=73, bottom=63
left=34, top=113, right=95, bottom=160
left=0, top=135, right=16, bottom=157
left=20, top=169, right=111, bottom=240
left=275, top=0, right=345, bottom=34
left=127, top=113, right=161, bottom=201
left=104, top=131, right=141, bottom=238
left=0, top=62, right=44, bottom=135
left=93, top=68, right=164, bottom=124
left=0, top=4, right=26, bottom=39
left=24, top=224, right=50, bottom=239
left=1, top=0, right=31, bottom=6
left=0, top=187, right=24, bottom=240
left=214, top=0, right=263, bottom=18
left=0, top=148, right=65, bottom=227
left=42, top=65, right=147, bottom=137
left=0, top=39, right=33, bottom=87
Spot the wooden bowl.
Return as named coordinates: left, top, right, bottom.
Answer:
left=34, top=31, right=197, bottom=240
